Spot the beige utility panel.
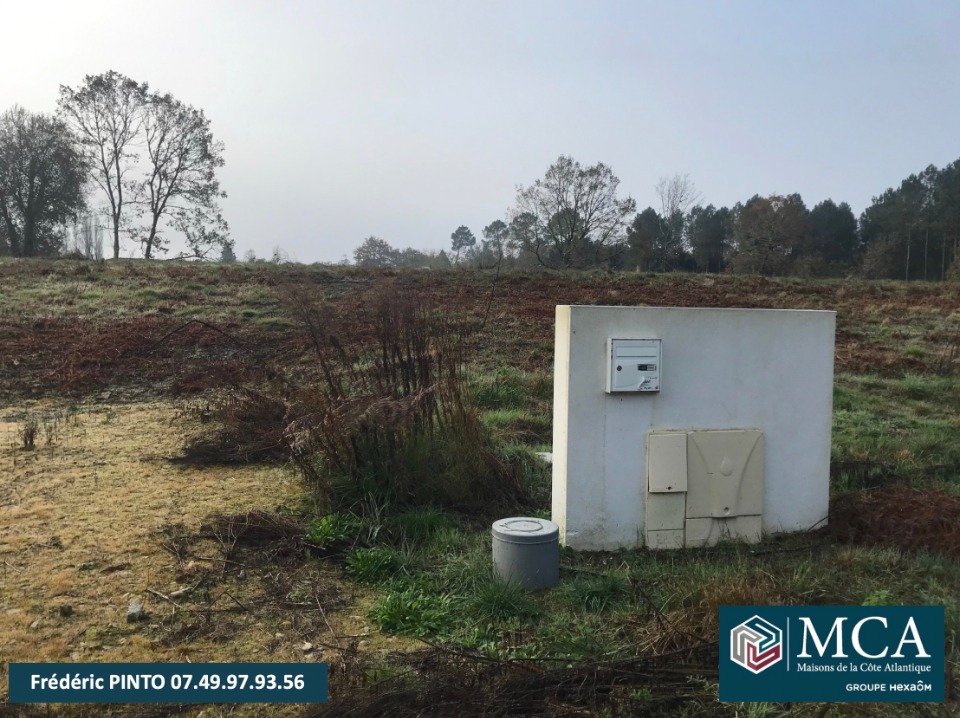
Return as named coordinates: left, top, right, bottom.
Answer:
left=645, top=429, right=764, bottom=549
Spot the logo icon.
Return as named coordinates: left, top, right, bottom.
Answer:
left=731, top=615, right=783, bottom=674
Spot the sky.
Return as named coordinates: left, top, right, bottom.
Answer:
left=3, top=1, right=959, bottom=262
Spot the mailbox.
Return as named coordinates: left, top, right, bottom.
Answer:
left=605, top=338, right=661, bottom=393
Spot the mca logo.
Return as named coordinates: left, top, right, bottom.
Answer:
left=731, top=615, right=783, bottom=674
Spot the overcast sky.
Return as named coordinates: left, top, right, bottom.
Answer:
left=3, top=1, right=959, bottom=262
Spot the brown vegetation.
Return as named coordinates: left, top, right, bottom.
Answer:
left=829, top=485, right=960, bottom=557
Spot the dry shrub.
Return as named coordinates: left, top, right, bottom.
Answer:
left=281, top=280, right=528, bottom=517
left=198, top=510, right=305, bottom=545
left=176, top=388, right=288, bottom=464
left=182, top=280, right=529, bottom=518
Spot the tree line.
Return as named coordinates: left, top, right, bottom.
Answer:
left=0, top=71, right=230, bottom=260
left=354, top=156, right=960, bottom=280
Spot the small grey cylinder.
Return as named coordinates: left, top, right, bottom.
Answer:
left=491, top=517, right=560, bottom=590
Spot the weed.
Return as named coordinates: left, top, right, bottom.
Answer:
left=469, top=366, right=552, bottom=411
left=346, top=547, right=403, bottom=584
left=741, top=702, right=777, bottom=718
left=18, top=416, right=38, bottom=449
left=831, top=373, right=960, bottom=489
left=497, top=443, right=552, bottom=507
left=432, top=534, right=496, bottom=594
left=862, top=588, right=896, bottom=606
left=135, top=287, right=165, bottom=302
left=535, top=613, right=614, bottom=658
left=16, top=411, right=70, bottom=450
left=421, top=526, right=471, bottom=555
left=934, top=331, right=960, bottom=375
left=369, top=586, right=455, bottom=637
left=470, top=371, right=528, bottom=410
left=177, top=389, right=289, bottom=465
left=306, top=513, right=361, bottom=549
left=899, top=372, right=947, bottom=401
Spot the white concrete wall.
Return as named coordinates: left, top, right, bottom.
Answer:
left=552, top=305, right=836, bottom=551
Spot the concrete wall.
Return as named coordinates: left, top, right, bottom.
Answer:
left=551, top=305, right=836, bottom=551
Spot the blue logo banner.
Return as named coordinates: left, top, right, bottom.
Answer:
left=8, top=663, right=327, bottom=704
left=720, top=606, right=944, bottom=702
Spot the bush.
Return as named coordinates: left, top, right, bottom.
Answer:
left=282, top=281, right=530, bottom=518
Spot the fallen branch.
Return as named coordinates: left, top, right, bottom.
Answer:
left=145, top=319, right=250, bottom=355
left=146, top=588, right=185, bottom=610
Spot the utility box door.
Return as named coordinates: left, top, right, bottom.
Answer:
left=685, top=429, right=764, bottom=519
left=606, top=338, right=661, bottom=393
left=647, top=432, right=687, bottom=492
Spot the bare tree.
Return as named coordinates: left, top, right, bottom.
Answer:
left=58, top=71, right=148, bottom=259
left=512, top=156, right=636, bottom=267
left=655, top=174, right=702, bottom=218
left=137, top=92, right=229, bottom=259
left=649, top=174, right=702, bottom=270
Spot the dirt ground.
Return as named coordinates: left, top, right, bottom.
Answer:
left=0, top=400, right=404, bottom=715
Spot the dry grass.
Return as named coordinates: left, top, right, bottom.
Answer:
left=0, top=400, right=374, bottom=714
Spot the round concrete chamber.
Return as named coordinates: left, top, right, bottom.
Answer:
left=491, top=517, right=560, bottom=590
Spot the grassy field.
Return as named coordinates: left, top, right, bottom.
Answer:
left=0, top=259, right=958, bottom=717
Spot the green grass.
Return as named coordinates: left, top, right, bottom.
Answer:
left=359, top=529, right=960, bottom=676
left=497, top=443, right=552, bottom=506
left=316, top=359, right=960, bottom=687
left=0, top=258, right=304, bottom=324
left=346, top=547, right=405, bottom=584
left=832, top=372, right=960, bottom=491
left=342, top=481, right=960, bottom=672
left=134, top=287, right=166, bottom=301
left=468, top=576, right=541, bottom=624
left=481, top=408, right=551, bottom=444
left=389, top=506, right=459, bottom=548
left=553, top=570, right=632, bottom=613
left=469, top=366, right=552, bottom=411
